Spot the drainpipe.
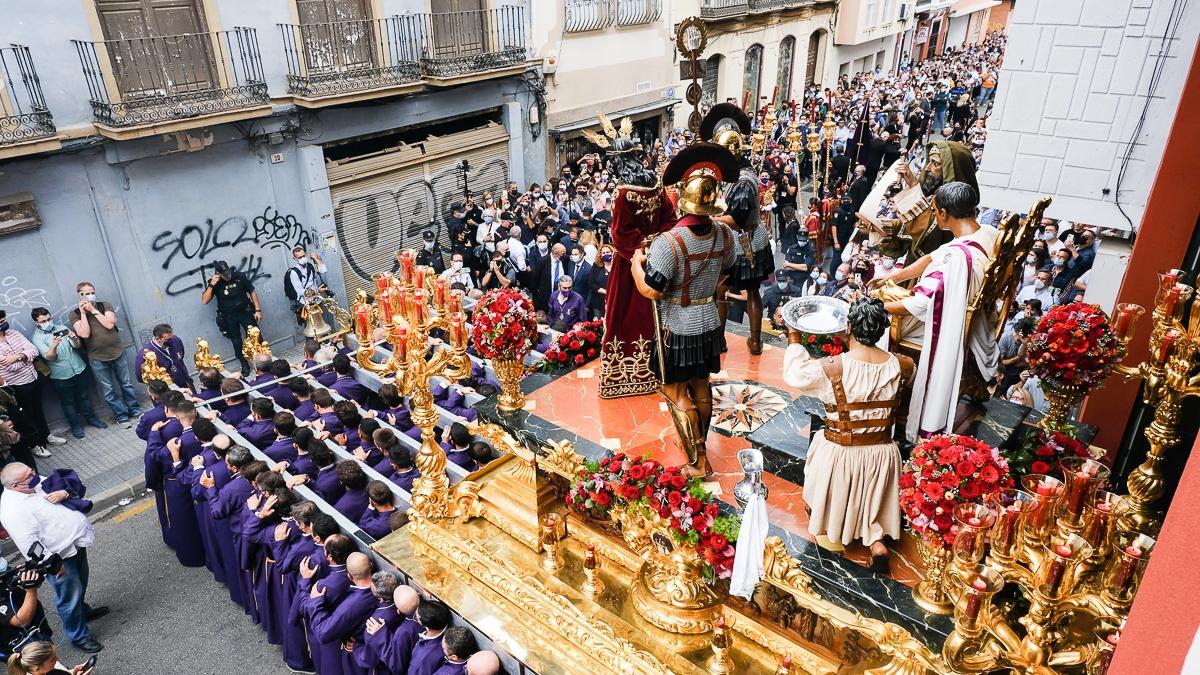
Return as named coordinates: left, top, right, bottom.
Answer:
left=84, top=162, right=138, bottom=341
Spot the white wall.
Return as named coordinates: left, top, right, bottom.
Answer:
left=946, top=13, right=970, bottom=47
left=829, top=34, right=895, bottom=80
left=976, top=0, right=1200, bottom=233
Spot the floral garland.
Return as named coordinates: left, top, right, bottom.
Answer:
left=536, top=321, right=604, bottom=372
left=566, top=453, right=740, bottom=580
left=798, top=332, right=847, bottom=359
left=900, top=434, right=1013, bottom=549
left=1004, top=423, right=1097, bottom=480
left=469, top=289, right=539, bottom=361
left=1026, top=302, right=1123, bottom=388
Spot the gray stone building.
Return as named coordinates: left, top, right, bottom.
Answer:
left=0, top=0, right=542, bottom=384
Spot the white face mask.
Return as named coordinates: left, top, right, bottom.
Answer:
left=1034, top=280, right=1046, bottom=291
left=570, top=254, right=581, bottom=263
left=84, top=293, right=97, bottom=302
left=451, top=261, right=463, bottom=271
left=537, top=243, right=548, bottom=252
left=1043, top=231, right=1056, bottom=241
left=882, top=259, right=895, bottom=269
left=777, top=282, right=788, bottom=290
left=818, top=276, right=829, bottom=285
left=835, top=271, right=846, bottom=281
left=485, top=243, right=495, bottom=252
left=1054, top=258, right=1066, bottom=268
left=1026, top=255, right=1037, bottom=265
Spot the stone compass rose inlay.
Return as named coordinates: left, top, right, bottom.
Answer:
left=711, top=382, right=790, bottom=436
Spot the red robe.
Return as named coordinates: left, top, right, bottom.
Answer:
left=599, top=184, right=678, bottom=398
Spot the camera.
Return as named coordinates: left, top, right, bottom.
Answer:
left=0, top=542, right=62, bottom=591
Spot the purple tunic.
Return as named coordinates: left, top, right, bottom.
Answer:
left=292, top=453, right=317, bottom=480
left=236, top=417, right=276, bottom=449
left=332, top=375, right=372, bottom=406
left=431, top=662, right=467, bottom=675
left=301, top=566, right=353, bottom=675
left=210, top=474, right=252, bottom=608
left=378, top=618, right=421, bottom=675
left=221, top=402, right=252, bottom=426
left=313, top=465, right=346, bottom=504
left=136, top=335, right=191, bottom=389
left=357, top=506, right=393, bottom=539
left=409, top=632, right=449, bottom=675
left=263, top=437, right=299, bottom=465
left=318, top=411, right=346, bottom=439
left=350, top=602, right=402, bottom=674
left=335, top=488, right=369, bottom=523
left=294, top=399, right=318, bottom=422
left=278, top=535, right=319, bottom=671
left=158, top=427, right=206, bottom=567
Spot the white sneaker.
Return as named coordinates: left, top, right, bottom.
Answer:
left=117, top=420, right=132, bottom=429
left=32, top=446, right=52, bottom=458
left=45, top=434, right=67, bottom=446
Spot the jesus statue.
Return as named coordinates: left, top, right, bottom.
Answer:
left=874, top=182, right=999, bottom=442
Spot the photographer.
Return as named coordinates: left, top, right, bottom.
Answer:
left=28, top=309, right=106, bottom=441
left=0, top=463, right=105, bottom=654
left=200, top=261, right=261, bottom=376
left=0, top=565, right=51, bottom=655
left=480, top=247, right=517, bottom=291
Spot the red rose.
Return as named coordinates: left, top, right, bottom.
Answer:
left=956, top=461, right=977, bottom=478
left=959, top=482, right=981, bottom=500
left=1030, top=461, right=1052, bottom=475
left=574, top=354, right=585, bottom=365
left=629, top=464, right=646, bottom=481
left=922, top=482, right=945, bottom=500
left=667, top=491, right=683, bottom=506
left=899, top=473, right=916, bottom=489
left=558, top=351, right=568, bottom=362
left=671, top=475, right=687, bottom=490
left=691, top=515, right=707, bottom=530
left=710, top=534, right=728, bottom=550
left=1035, top=446, right=1055, bottom=458
left=569, top=340, right=582, bottom=351
left=687, top=497, right=702, bottom=511
left=593, top=491, right=611, bottom=506
left=587, top=348, right=596, bottom=357
left=920, top=501, right=937, bottom=516
left=658, top=505, right=671, bottom=519
left=933, top=512, right=953, bottom=531
left=559, top=336, right=569, bottom=347
left=979, top=465, right=1000, bottom=483
left=644, top=485, right=654, bottom=498
left=705, top=503, right=719, bottom=518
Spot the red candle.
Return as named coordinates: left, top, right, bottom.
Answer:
left=963, top=575, right=989, bottom=622
left=1065, top=466, right=1099, bottom=519
left=1163, top=284, right=1183, bottom=317
left=374, top=273, right=390, bottom=293
left=584, top=543, right=597, bottom=570
left=433, top=278, right=448, bottom=308
left=414, top=265, right=426, bottom=291
left=1042, top=544, right=1073, bottom=595
left=411, top=289, right=427, bottom=324
left=449, top=290, right=463, bottom=315
left=1161, top=270, right=1180, bottom=293
left=394, top=328, right=408, bottom=361
left=993, top=505, right=1021, bottom=551
left=1110, top=545, right=1144, bottom=594
left=355, top=306, right=371, bottom=342
left=1157, top=329, right=1179, bottom=363
left=399, top=250, right=414, bottom=285
left=956, top=528, right=978, bottom=560
left=394, top=288, right=409, bottom=322
left=449, top=316, right=465, bottom=348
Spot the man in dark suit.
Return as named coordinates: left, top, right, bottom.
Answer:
left=846, top=165, right=872, bottom=213
left=829, top=144, right=851, bottom=189
left=533, top=243, right=573, bottom=313
left=568, top=245, right=592, bottom=309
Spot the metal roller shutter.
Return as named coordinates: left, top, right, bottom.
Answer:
left=327, top=120, right=510, bottom=297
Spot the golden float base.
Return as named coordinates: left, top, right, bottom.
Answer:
left=631, top=561, right=722, bottom=635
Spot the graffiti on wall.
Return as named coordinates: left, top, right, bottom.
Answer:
left=0, top=276, right=104, bottom=334
left=150, top=207, right=316, bottom=296
left=333, top=158, right=508, bottom=285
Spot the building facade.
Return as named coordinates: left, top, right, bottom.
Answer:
left=530, top=0, right=678, bottom=172
left=677, top=0, right=837, bottom=113
left=833, top=0, right=908, bottom=76
left=0, top=0, right=541, bottom=376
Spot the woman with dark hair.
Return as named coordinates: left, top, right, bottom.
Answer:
left=782, top=298, right=914, bottom=572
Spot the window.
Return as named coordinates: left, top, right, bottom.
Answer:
left=776, top=37, right=795, bottom=106
left=702, top=54, right=722, bottom=107
left=862, top=0, right=877, bottom=28
left=743, top=44, right=763, bottom=114
left=881, top=0, right=895, bottom=22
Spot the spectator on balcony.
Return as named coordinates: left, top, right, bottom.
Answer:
left=69, top=281, right=141, bottom=429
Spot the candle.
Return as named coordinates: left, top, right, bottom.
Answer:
left=414, top=265, right=427, bottom=291
left=1110, top=545, right=1144, bottom=595
left=1161, top=270, right=1180, bottom=293
left=963, top=575, right=989, bottom=622
left=1157, top=329, right=1180, bottom=363
left=434, top=278, right=448, bottom=308
left=411, top=289, right=427, bottom=324
left=1113, top=304, right=1141, bottom=339
left=450, top=316, right=466, bottom=349
left=1042, top=544, right=1073, bottom=595
left=374, top=272, right=390, bottom=293
left=584, top=544, right=597, bottom=570
left=394, top=288, right=409, bottom=323
left=992, top=505, right=1022, bottom=553
left=399, top=250, right=414, bottom=285
left=1064, top=463, right=1100, bottom=519
left=1163, top=284, right=1183, bottom=318
left=449, top=290, right=463, bottom=315
left=355, top=306, right=371, bottom=341
left=394, top=328, right=407, bottom=361
left=1085, top=499, right=1116, bottom=549
left=1097, top=632, right=1120, bottom=673
left=956, top=527, right=978, bottom=561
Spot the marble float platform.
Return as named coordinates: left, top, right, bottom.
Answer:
left=474, top=333, right=956, bottom=653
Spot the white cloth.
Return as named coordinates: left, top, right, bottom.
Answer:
left=507, top=237, right=528, bottom=272
left=900, top=225, right=999, bottom=441
left=729, top=492, right=769, bottom=600
left=0, top=485, right=95, bottom=560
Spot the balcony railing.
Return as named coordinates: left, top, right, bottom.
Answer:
left=72, top=27, right=268, bottom=128
left=748, top=0, right=791, bottom=10
left=700, top=0, right=749, bottom=19
left=280, top=16, right=423, bottom=98
left=0, top=45, right=55, bottom=145
left=566, top=0, right=615, bottom=32
left=617, top=0, right=662, bottom=26
left=420, top=7, right=527, bottom=79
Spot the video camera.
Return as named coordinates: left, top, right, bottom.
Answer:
left=0, top=542, right=62, bottom=591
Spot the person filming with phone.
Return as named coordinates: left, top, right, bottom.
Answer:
left=28, top=309, right=106, bottom=442
left=6, top=641, right=95, bottom=674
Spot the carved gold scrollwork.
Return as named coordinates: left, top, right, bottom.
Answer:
left=536, top=438, right=586, bottom=481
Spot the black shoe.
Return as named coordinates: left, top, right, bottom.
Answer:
left=85, top=605, right=110, bottom=621
left=73, top=639, right=104, bottom=653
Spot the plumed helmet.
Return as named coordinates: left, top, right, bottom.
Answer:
left=699, top=102, right=751, bottom=157
left=663, top=142, right=740, bottom=217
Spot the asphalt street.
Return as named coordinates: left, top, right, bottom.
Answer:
left=36, top=495, right=296, bottom=675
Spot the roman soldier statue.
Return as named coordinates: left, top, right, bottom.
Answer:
left=584, top=114, right=678, bottom=399
left=701, top=103, right=773, bottom=355
left=632, top=143, right=739, bottom=478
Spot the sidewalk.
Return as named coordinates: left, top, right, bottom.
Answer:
left=39, top=422, right=146, bottom=506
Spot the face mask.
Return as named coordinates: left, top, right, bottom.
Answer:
left=818, top=277, right=829, bottom=285
left=85, top=293, right=97, bottom=302
left=537, top=243, right=548, bottom=252
left=882, top=260, right=895, bottom=269
left=1026, top=255, right=1037, bottom=265
left=1054, top=259, right=1066, bottom=268
left=483, top=216, right=494, bottom=224
left=835, top=271, right=846, bottom=281
left=1043, top=231, right=1056, bottom=241
left=485, top=243, right=495, bottom=252
left=0, top=321, right=9, bottom=333
left=777, top=282, right=788, bottom=290
left=423, top=241, right=434, bottom=250
left=570, top=254, right=582, bottom=264
left=37, top=322, right=54, bottom=332
left=601, top=253, right=613, bottom=262
left=26, top=474, right=40, bottom=490
left=1034, top=280, right=1046, bottom=291
left=451, top=261, right=463, bottom=271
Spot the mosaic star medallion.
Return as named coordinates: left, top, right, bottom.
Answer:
left=710, top=381, right=790, bottom=436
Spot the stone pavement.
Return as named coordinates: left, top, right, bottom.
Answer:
left=38, top=422, right=145, bottom=507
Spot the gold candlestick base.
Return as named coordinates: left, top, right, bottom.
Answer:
left=493, top=358, right=527, bottom=412
left=582, top=567, right=604, bottom=599
left=542, top=543, right=563, bottom=573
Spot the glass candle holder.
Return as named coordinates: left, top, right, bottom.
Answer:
left=354, top=305, right=372, bottom=344
left=373, top=271, right=392, bottom=294
left=1090, top=627, right=1120, bottom=675
left=1038, top=533, right=1093, bottom=599
left=954, top=565, right=1004, bottom=634
left=1104, top=530, right=1156, bottom=605
left=399, top=249, right=415, bottom=285
left=952, top=503, right=996, bottom=567
left=1021, top=474, right=1065, bottom=544
left=987, top=489, right=1034, bottom=560
left=1112, top=303, right=1145, bottom=341
left=1059, top=457, right=1111, bottom=527
left=1083, top=491, right=1122, bottom=561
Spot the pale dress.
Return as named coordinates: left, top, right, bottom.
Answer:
left=783, top=345, right=903, bottom=547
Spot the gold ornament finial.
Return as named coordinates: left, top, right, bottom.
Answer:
left=140, top=350, right=171, bottom=385
left=241, top=326, right=271, bottom=366
left=193, top=337, right=223, bottom=371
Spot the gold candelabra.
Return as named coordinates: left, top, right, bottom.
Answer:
left=353, top=249, right=480, bottom=521
left=241, top=326, right=271, bottom=366
left=821, top=112, right=836, bottom=199
left=140, top=350, right=171, bottom=385
left=194, top=338, right=223, bottom=370
left=806, top=118, right=823, bottom=214
left=939, top=467, right=1154, bottom=673
left=1108, top=268, right=1200, bottom=534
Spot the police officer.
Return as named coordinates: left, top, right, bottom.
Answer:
left=416, top=230, right=447, bottom=274
left=782, top=229, right=816, bottom=288
left=200, top=260, right=261, bottom=376
left=763, top=270, right=799, bottom=330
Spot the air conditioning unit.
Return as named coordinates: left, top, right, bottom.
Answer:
left=899, top=5, right=909, bottom=20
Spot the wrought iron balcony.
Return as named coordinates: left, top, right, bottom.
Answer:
left=72, top=27, right=268, bottom=128
left=748, top=0, right=792, bottom=10
left=566, top=0, right=615, bottom=32
left=420, top=7, right=527, bottom=78
left=616, top=0, right=662, bottom=26
left=280, top=16, right=423, bottom=98
left=0, top=45, right=55, bottom=146
left=700, top=0, right=749, bottom=19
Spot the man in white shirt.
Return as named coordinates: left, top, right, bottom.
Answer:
left=0, top=463, right=105, bottom=652
left=505, top=225, right=528, bottom=273
left=439, top=252, right=475, bottom=290
left=1016, top=270, right=1055, bottom=308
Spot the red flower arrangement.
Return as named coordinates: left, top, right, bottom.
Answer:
left=1025, top=302, right=1123, bottom=388
left=1004, top=424, right=1096, bottom=480
left=566, top=453, right=740, bottom=580
left=537, top=321, right=604, bottom=372
left=900, top=434, right=1013, bottom=549
left=469, top=289, right=539, bottom=361
left=798, top=331, right=847, bottom=359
